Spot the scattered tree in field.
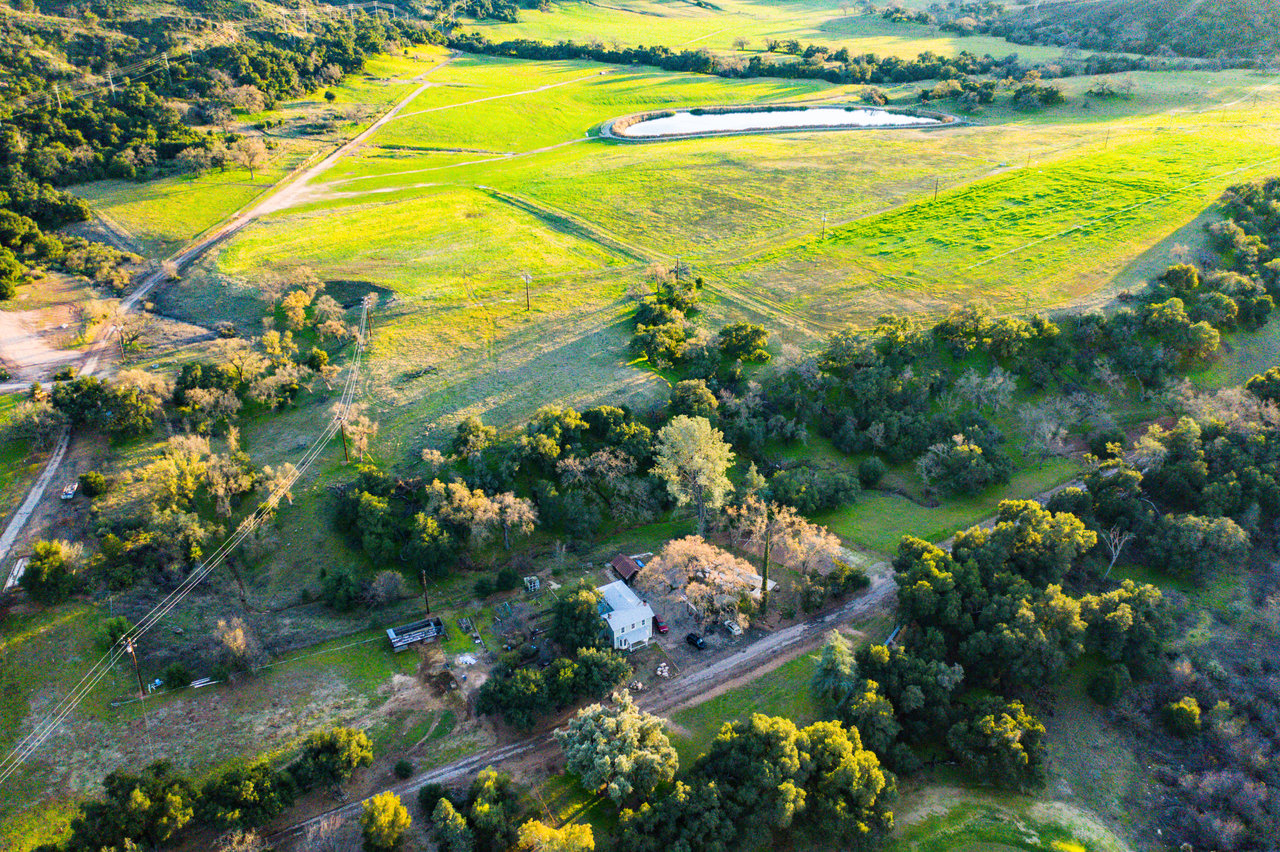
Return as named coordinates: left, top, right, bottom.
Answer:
left=230, top=137, right=269, bottom=180
left=669, top=379, right=718, bottom=418
left=654, top=416, right=734, bottom=534
left=467, top=767, right=524, bottom=852
left=368, top=570, right=406, bottom=606
left=718, top=322, right=770, bottom=363
left=1147, top=513, right=1249, bottom=584
left=293, top=726, right=373, bottom=789
left=215, top=617, right=264, bottom=671
left=361, top=791, right=411, bottom=851
left=557, top=690, right=678, bottom=805
left=493, top=492, right=538, bottom=549
left=518, top=820, right=594, bottom=852
left=61, top=761, right=197, bottom=850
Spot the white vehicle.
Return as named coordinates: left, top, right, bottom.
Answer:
left=723, top=620, right=743, bottom=637
left=60, top=482, right=78, bottom=500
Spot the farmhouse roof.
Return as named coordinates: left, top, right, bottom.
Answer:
left=598, top=580, right=653, bottom=629
left=609, top=553, right=642, bottom=582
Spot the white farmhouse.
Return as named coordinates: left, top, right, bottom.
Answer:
left=598, top=580, right=653, bottom=651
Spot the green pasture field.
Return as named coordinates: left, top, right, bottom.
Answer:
left=470, top=0, right=1074, bottom=64
left=74, top=142, right=319, bottom=258
left=72, top=49, right=450, bottom=260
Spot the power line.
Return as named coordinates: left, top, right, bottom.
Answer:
left=0, top=296, right=374, bottom=785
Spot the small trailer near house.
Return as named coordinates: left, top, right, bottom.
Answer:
left=386, top=616, right=446, bottom=652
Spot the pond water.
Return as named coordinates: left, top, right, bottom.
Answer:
left=619, top=107, right=943, bottom=138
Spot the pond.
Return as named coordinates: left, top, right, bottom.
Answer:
left=613, top=106, right=946, bottom=139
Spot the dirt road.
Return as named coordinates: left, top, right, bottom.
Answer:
left=267, top=574, right=895, bottom=846
left=0, top=60, right=462, bottom=573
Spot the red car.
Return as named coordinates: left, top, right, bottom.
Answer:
left=652, top=615, right=669, bottom=634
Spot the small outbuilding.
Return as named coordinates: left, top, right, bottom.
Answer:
left=598, top=581, right=653, bottom=651
left=386, top=616, right=446, bottom=652
left=609, top=553, right=642, bottom=584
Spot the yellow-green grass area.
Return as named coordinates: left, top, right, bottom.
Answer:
left=887, top=788, right=1135, bottom=852
left=527, top=772, right=620, bottom=843
left=319, top=54, right=878, bottom=186
left=0, top=392, right=44, bottom=520
left=709, top=127, right=1280, bottom=330
left=210, top=183, right=667, bottom=453
left=75, top=141, right=320, bottom=258
left=819, top=458, right=1079, bottom=554
left=1190, top=321, right=1280, bottom=392
left=0, top=603, right=137, bottom=851
left=75, top=48, right=450, bottom=259
left=667, top=614, right=892, bottom=768
left=471, top=0, right=1073, bottom=63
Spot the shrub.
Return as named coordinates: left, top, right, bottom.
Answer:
left=857, top=457, right=887, bottom=489
left=79, top=470, right=108, bottom=497
left=1088, top=427, right=1127, bottom=459
left=163, top=662, right=193, bottom=690
left=1163, top=696, right=1202, bottom=737
left=417, top=782, right=449, bottom=816
left=1086, top=664, right=1132, bottom=706
left=394, top=758, right=414, bottom=780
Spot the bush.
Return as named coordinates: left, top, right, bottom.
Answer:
left=78, top=470, right=108, bottom=497
left=394, top=758, right=414, bottom=780
left=1163, top=696, right=1201, bottom=737
left=769, top=465, right=860, bottom=513
left=494, top=565, right=521, bottom=593
left=417, top=782, right=449, bottom=816
left=474, top=576, right=495, bottom=599
left=1088, top=427, right=1127, bottom=459
left=1086, top=664, right=1132, bottom=706
left=163, top=662, right=192, bottom=690
left=52, top=365, right=77, bottom=381
left=857, top=457, right=887, bottom=489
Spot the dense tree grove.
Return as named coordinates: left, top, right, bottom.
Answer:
left=937, top=0, right=1280, bottom=59
left=475, top=646, right=631, bottom=730
left=616, top=714, right=893, bottom=851
left=35, top=727, right=371, bottom=852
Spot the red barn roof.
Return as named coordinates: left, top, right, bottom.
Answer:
left=609, top=554, right=642, bottom=583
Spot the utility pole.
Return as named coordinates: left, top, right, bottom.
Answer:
left=421, top=569, right=430, bottom=613
left=521, top=271, right=532, bottom=312
left=933, top=177, right=939, bottom=201
left=162, top=52, right=172, bottom=87
left=821, top=213, right=827, bottom=238
left=674, top=255, right=681, bottom=282
left=124, top=638, right=153, bottom=758
left=340, top=422, right=350, bottom=463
